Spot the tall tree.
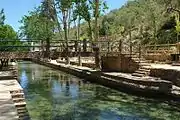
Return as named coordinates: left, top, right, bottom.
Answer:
left=0, top=25, right=20, bottom=51
left=55, top=0, right=73, bottom=64
left=94, top=0, right=101, bottom=69
left=20, top=5, right=56, bottom=55
left=41, top=0, right=57, bottom=57
left=0, top=9, right=21, bottom=51
left=75, top=0, right=107, bottom=69
left=20, top=8, right=55, bottom=40
left=0, top=9, right=5, bottom=25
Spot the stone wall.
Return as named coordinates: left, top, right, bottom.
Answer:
left=150, top=68, right=180, bottom=87
left=101, top=55, right=139, bottom=73
left=70, top=61, right=95, bottom=68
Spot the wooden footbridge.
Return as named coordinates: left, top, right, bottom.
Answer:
left=0, top=39, right=179, bottom=69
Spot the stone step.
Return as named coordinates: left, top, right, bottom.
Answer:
left=134, top=60, right=148, bottom=63
left=16, top=106, right=27, bottom=111
left=139, top=63, right=151, bottom=66
left=11, top=93, right=24, bottom=98
left=132, top=57, right=146, bottom=60
left=143, top=60, right=152, bottom=63
left=18, top=113, right=30, bottom=120
left=132, top=73, right=145, bottom=77
left=17, top=109, right=27, bottom=114
left=14, top=102, right=26, bottom=107
left=10, top=89, right=24, bottom=94
left=139, top=68, right=150, bottom=72
left=13, top=98, right=25, bottom=103
left=19, top=116, right=30, bottom=120
left=135, top=70, right=148, bottom=75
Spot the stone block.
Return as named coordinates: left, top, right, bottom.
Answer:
left=101, top=55, right=139, bottom=73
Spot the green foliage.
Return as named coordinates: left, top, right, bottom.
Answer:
left=0, top=24, right=17, bottom=39
left=20, top=6, right=56, bottom=40
left=19, top=0, right=180, bottom=45
left=0, top=24, right=22, bottom=51
left=0, top=8, right=24, bottom=51
left=175, top=14, right=180, bottom=33
left=71, top=0, right=108, bottom=41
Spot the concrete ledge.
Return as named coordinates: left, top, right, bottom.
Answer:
left=150, top=68, right=180, bottom=87
left=102, top=73, right=172, bottom=93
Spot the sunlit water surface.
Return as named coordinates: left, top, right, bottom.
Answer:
left=18, top=61, right=180, bottom=120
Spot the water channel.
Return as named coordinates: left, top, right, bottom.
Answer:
left=18, top=61, right=180, bottom=120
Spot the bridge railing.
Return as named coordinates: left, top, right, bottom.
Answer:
left=144, top=44, right=177, bottom=55
left=2, top=38, right=174, bottom=60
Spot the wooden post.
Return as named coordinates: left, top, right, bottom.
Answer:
left=118, top=39, right=122, bottom=56
left=75, top=40, right=78, bottom=52
left=138, top=43, right=141, bottom=63
left=78, top=40, right=82, bottom=66
left=154, top=43, right=156, bottom=62
left=107, top=40, right=110, bottom=53
left=94, top=46, right=101, bottom=70
left=83, top=39, right=87, bottom=52
left=66, top=41, right=70, bottom=65
left=129, top=31, right=132, bottom=57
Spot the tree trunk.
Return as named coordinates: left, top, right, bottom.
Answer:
left=74, top=20, right=78, bottom=52
left=52, top=0, right=63, bottom=38
left=68, top=8, right=72, bottom=38
left=78, top=15, right=82, bottom=66
left=83, top=39, right=87, bottom=52
left=153, top=17, right=157, bottom=44
left=45, top=37, right=50, bottom=58
left=41, top=40, right=45, bottom=58
left=94, top=0, right=101, bottom=70
left=88, top=21, right=93, bottom=41
left=63, top=11, right=70, bottom=64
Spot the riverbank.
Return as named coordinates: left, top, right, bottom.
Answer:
left=32, top=59, right=180, bottom=100
left=0, top=64, right=29, bottom=120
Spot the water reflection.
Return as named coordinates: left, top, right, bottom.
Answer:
left=18, top=61, right=180, bottom=120
left=20, top=70, right=29, bottom=89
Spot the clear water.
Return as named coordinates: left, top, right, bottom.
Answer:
left=18, top=61, right=180, bottom=120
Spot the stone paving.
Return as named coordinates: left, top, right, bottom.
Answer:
left=0, top=80, right=20, bottom=120
left=0, top=91, right=18, bottom=120
left=145, top=63, right=180, bottom=71
left=0, top=65, right=22, bottom=120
